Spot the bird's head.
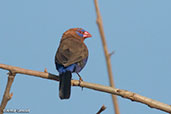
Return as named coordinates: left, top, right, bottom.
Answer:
left=63, top=28, right=92, bottom=41
left=75, top=28, right=92, bottom=39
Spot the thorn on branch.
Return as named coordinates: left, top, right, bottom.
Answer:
left=96, top=105, right=106, bottom=114
left=9, top=93, right=13, bottom=99
left=44, top=68, right=48, bottom=73
left=108, top=51, right=115, bottom=57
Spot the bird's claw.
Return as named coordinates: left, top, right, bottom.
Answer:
left=79, top=77, right=84, bottom=90
left=79, top=76, right=83, bottom=82
left=77, top=73, right=84, bottom=90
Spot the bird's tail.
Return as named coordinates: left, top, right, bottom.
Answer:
left=59, top=71, right=72, bottom=99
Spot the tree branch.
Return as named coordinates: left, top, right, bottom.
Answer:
left=94, top=0, right=120, bottom=114
left=0, top=63, right=59, bottom=81
left=96, top=105, right=106, bottom=114
left=0, top=63, right=171, bottom=113
left=0, top=71, right=16, bottom=114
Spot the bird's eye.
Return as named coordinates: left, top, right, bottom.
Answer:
left=79, top=30, right=84, bottom=34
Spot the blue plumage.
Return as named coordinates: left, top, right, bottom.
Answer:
left=56, top=57, right=88, bottom=74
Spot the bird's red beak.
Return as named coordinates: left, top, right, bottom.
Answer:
left=83, top=31, right=92, bottom=38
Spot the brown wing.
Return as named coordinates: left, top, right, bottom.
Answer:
left=55, top=37, right=88, bottom=67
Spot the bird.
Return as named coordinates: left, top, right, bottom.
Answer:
left=55, top=28, right=92, bottom=99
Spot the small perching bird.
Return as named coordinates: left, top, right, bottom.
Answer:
left=55, top=28, right=92, bottom=99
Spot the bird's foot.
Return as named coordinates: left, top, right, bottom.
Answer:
left=76, top=73, right=84, bottom=90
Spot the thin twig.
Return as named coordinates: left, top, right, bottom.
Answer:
left=96, top=105, right=106, bottom=114
left=109, top=51, right=115, bottom=57
left=0, top=71, right=16, bottom=114
left=94, top=0, right=120, bottom=114
left=0, top=64, right=171, bottom=113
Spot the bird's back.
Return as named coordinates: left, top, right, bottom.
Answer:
left=55, top=37, right=88, bottom=67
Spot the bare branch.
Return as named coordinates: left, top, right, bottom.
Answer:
left=0, top=63, right=59, bottom=81
left=0, top=63, right=171, bottom=113
left=94, top=0, right=120, bottom=114
left=0, top=71, right=16, bottom=114
left=96, top=105, right=106, bottom=114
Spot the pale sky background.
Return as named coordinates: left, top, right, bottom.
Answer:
left=0, top=0, right=171, bottom=114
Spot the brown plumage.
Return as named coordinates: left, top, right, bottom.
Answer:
left=55, top=28, right=92, bottom=99
left=61, top=28, right=86, bottom=42
left=56, top=28, right=88, bottom=67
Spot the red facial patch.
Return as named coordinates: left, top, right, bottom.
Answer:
left=83, top=31, right=92, bottom=38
